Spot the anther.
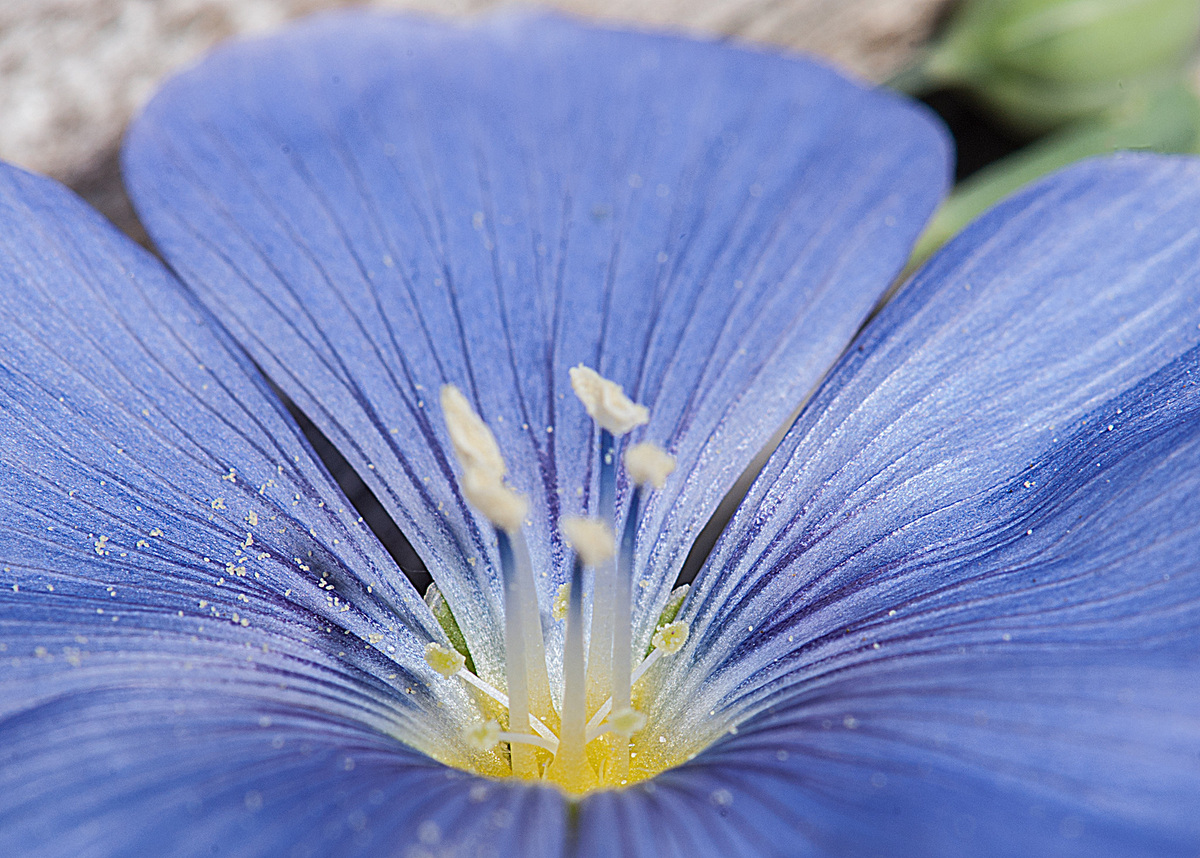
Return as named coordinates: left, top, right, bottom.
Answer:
left=424, top=642, right=465, bottom=678
left=624, top=442, right=676, bottom=489
left=464, top=720, right=502, bottom=752
left=568, top=366, right=649, bottom=435
left=560, top=517, right=615, bottom=568
left=607, top=707, right=647, bottom=737
left=440, top=385, right=506, bottom=477
left=461, top=467, right=528, bottom=532
left=652, top=620, right=689, bottom=654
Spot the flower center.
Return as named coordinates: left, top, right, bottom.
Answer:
left=424, top=369, right=690, bottom=795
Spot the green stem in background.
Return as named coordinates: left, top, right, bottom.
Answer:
left=907, top=81, right=1200, bottom=270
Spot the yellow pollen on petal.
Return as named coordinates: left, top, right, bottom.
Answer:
left=464, top=720, right=501, bottom=752
left=552, top=583, right=571, bottom=621
left=561, top=516, right=615, bottom=567
left=624, top=442, right=676, bottom=489
left=569, top=365, right=649, bottom=435
left=652, top=620, right=689, bottom=654
left=608, top=706, right=647, bottom=737
left=424, top=642, right=466, bottom=678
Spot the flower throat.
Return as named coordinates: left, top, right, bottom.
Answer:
left=423, top=368, right=689, bottom=795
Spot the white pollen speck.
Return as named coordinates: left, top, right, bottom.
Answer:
left=710, top=788, right=733, bottom=807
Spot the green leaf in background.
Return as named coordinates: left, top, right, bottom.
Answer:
left=903, top=0, right=1200, bottom=133
left=910, top=83, right=1200, bottom=266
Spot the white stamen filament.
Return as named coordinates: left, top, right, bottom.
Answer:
left=585, top=429, right=618, bottom=714
left=583, top=629, right=684, bottom=741
left=498, top=531, right=536, bottom=778
left=497, top=730, right=559, bottom=755
left=548, top=553, right=596, bottom=789
left=453, top=664, right=557, bottom=742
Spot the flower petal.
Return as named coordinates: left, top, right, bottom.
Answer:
left=122, top=11, right=949, bottom=672
left=581, top=650, right=1200, bottom=857
left=656, top=155, right=1200, bottom=735
left=0, top=160, right=481, bottom=774
left=0, top=689, right=568, bottom=857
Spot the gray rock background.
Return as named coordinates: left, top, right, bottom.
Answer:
left=0, top=0, right=949, bottom=240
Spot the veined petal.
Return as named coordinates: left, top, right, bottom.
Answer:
left=122, top=11, right=950, bottom=677
left=0, top=158, right=483, bottom=821
left=657, top=155, right=1200, bottom=738
left=0, top=690, right=567, bottom=857
left=578, top=650, right=1200, bottom=858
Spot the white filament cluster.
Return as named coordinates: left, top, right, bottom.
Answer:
left=435, top=368, right=688, bottom=791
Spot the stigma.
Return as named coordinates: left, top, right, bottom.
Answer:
left=425, top=367, right=688, bottom=794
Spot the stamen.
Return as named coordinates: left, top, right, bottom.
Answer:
left=586, top=430, right=617, bottom=713
left=440, top=385, right=506, bottom=477
left=611, top=442, right=675, bottom=779
left=624, top=441, right=676, bottom=489
left=497, top=730, right=559, bottom=755
left=423, top=642, right=466, bottom=678
left=583, top=622, right=690, bottom=741
left=549, top=521, right=610, bottom=791
left=568, top=365, right=649, bottom=435
left=510, top=530, right=555, bottom=723
left=607, top=707, right=646, bottom=737
left=569, top=367, right=647, bottom=720
left=560, top=517, right=615, bottom=568
left=564, top=509, right=617, bottom=714
left=452, top=666, right=557, bottom=742
left=498, top=531, right=537, bottom=778
left=461, top=467, right=527, bottom=533
left=440, top=387, right=552, bottom=778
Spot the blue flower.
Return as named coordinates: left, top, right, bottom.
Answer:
left=2, top=10, right=1199, bottom=857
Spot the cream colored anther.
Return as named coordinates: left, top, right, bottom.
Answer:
left=624, top=442, right=676, bottom=489
left=461, top=468, right=528, bottom=532
left=561, top=517, right=616, bottom=567
left=608, top=707, right=647, bottom=737
left=569, top=366, right=649, bottom=435
left=440, top=385, right=506, bottom=476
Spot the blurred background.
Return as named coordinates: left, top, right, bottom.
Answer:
left=6, top=0, right=1199, bottom=255
left=0, top=0, right=949, bottom=241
